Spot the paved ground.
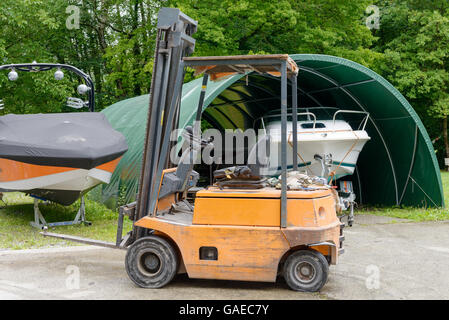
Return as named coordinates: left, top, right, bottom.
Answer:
left=1, top=215, right=449, bottom=300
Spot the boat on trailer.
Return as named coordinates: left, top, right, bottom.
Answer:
left=0, top=112, right=127, bottom=205
left=0, top=63, right=127, bottom=227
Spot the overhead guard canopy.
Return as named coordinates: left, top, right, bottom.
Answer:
left=184, top=54, right=299, bottom=81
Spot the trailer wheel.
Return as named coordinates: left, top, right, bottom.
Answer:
left=125, top=235, right=178, bottom=289
left=283, top=250, right=329, bottom=292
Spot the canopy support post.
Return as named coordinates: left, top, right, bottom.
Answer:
left=281, top=61, right=288, bottom=228
left=292, top=75, right=298, bottom=171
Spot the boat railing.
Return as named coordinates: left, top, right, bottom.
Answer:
left=258, top=112, right=317, bottom=131
left=332, top=110, right=370, bottom=131
left=257, top=108, right=370, bottom=133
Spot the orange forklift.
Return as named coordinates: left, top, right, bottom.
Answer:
left=43, top=8, right=344, bottom=292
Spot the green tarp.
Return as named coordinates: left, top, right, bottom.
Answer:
left=97, top=54, right=444, bottom=208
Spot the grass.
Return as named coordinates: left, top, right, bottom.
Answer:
left=1, top=172, right=448, bottom=250
left=356, top=171, right=449, bottom=222
left=0, top=193, right=132, bottom=250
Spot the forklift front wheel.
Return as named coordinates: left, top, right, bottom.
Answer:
left=125, top=235, right=178, bottom=289
left=283, top=250, right=329, bottom=292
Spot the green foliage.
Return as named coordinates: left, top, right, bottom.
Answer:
left=0, top=72, right=77, bottom=115
left=373, top=0, right=449, bottom=163
left=171, top=0, right=298, bottom=55
left=0, top=0, right=385, bottom=114
left=0, top=0, right=163, bottom=112
left=170, top=0, right=382, bottom=68
left=376, top=3, right=449, bottom=111
left=0, top=193, right=133, bottom=250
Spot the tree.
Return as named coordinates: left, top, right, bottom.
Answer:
left=169, top=0, right=382, bottom=69
left=0, top=0, right=383, bottom=114
left=374, top=0, right=449, bottom=168
left=0, top=0, right=77, bottom=114
left=0, top=0, right=164, bottom=113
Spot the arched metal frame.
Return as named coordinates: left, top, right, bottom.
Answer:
left=0, top=63, right=95, bottom=112
left=297, top=65, right=399, bottom=204
left=213, top=93, right=255, bottom=122
left=234, top=76, right=324, bottom=107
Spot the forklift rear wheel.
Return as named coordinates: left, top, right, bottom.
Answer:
left=125, top=235, right=178, bottom=289
left=283, top=250, right=329, bottom=292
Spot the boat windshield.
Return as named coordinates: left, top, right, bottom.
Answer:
left=301, top=122, right=325, bottom=129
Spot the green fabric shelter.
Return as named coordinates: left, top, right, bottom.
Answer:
left=99, top=54, right=444, bottom=208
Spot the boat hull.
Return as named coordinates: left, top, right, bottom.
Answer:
left=0, top=158, right=121, bottom=205
left=258, top=130, right=370, bottom=179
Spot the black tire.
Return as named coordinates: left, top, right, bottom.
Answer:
left=125, top=235, right=178, bottom=288
left=283, top=250, right=329, bottom=292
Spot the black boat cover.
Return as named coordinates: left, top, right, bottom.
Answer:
left=0, top=113, right=128, bottom=169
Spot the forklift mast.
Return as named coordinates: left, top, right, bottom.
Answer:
left=134, top=8, right=197, bottom=240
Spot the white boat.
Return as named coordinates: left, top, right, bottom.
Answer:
left=251, top=108, right=371, bottom=180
